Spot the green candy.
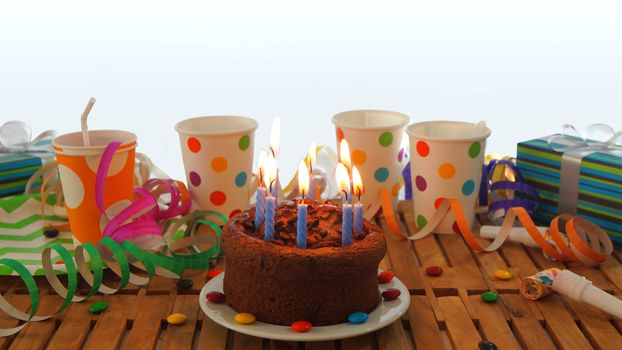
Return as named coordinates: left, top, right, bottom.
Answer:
left=480, top=291, right=499, bottom=303
left=88, top=301, right=108, bottom=314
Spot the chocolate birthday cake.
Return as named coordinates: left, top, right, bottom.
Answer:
left=222, top=199, right=387, bottom=326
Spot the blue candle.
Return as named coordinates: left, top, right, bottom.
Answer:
left=254, top=187, right=266, bottom=230
left=308, top=175, right=316, bottom=200
left=297, top=202, right=307, bottom=248
left=342, top=203, right=353, bottom=246
left=354, top=202, right=363, bottom=234
left=265, top=195, right=276, bottom=241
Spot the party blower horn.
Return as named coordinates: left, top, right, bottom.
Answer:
left=521, top=268, right=622, bottom=319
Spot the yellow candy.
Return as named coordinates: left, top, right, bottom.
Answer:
left=234, top=312, right=256, bottom=325
left=494, top=269, right=513, bottom=280
left=167, top=313, right=187, bottom=325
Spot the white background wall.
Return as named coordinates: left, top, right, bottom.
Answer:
left=2, top=0, right=621, bottom=182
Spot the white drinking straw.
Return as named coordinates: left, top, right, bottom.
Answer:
left=80, top=97, right=96, bottom=146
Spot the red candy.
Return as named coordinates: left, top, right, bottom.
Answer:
left=382, top=288, right=401, bottom=301
left=207, top=269, right=223, bottom=279
left=425, top=266, right=443, bottom=277
left=378, top=271, right=394, bottom=284
left=206, top=291, right=226, bottom=303
left=290, top=320, right=312, bottom=333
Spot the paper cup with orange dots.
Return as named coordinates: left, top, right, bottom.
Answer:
left=176, top=116, right=258, bottom=220
left=332, top=110, right=410, bottom=218
left=406, top=121, right=491, bottom=234
left=53, top=130, right=137, bottom=245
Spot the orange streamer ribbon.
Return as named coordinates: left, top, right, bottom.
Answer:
left=382, top=195, right=613, bottom=266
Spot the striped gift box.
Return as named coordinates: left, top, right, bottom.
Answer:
left=517, top=136, right=622, bottom=245
left=0, top=151, right=54, bottom=197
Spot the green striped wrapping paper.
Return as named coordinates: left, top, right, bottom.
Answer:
left=517, top=136, right=622, bottom=245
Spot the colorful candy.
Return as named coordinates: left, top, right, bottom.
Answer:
left=382, top=288, right=401, bottom=301
left=425, top=265, right=443, bottom=277
left=234, top=312, right=256, bottom=325
left=478, top=339, right=499, bottom=350
left=207, top=269, right=223, bottom=279
left=43, top=229, right=59, bottom=238
left=206, top=291, right=226, bottom=303
left=291, top=320, right=312, bottom=332
left=378, top=271, right=394, bottom=284
left=167, top=313, right=187, bottom=325
left=176, top=279, right=193, bottom=290
left=480, top=291, right=499, bottom=303
left=494, top=269, right=512, bottom=280
left=347, top=312, right=369, bottom=324
left=88, top=301, right=108, bottom=314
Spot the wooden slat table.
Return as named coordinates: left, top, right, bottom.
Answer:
left=1, top=200, right=622, bottom=349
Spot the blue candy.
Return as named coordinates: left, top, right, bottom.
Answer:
left=348, top=312, right=369, bottom=324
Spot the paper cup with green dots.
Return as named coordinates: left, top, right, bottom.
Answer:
left=332, top=110, right=410, bottom=218
left=406, top=121, right=491, bottom=234
left=176, top=116, right=258, bottom=220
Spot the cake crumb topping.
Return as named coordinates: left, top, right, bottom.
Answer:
left=240, top=199, right=370, bottom=248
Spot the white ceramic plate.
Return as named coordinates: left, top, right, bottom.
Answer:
left=198, top=271, right=410, bottom=341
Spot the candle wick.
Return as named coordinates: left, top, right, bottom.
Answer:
left=270, top=146, right=276, bottom=158
left=301, top=189, right=305, bottom=200
left=258, top=168, right=263, bottom=188
left=342, top=189, right=349, bottom=204
left=270, top=178, right=276, bottom=194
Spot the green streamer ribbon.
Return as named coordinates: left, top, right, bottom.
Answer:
left=0, top=209, right=227, bottom=337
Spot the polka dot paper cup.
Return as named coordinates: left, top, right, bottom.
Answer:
left=332, top=110, right=410, bottom=218
left=176, top=116, right=258, bottom=219
left=53, top=130, right=137, bottom=245
left=407, top=121, right=491, bottom=234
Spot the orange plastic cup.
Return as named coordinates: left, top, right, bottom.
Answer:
left=53, top=130, right=137, bottom=245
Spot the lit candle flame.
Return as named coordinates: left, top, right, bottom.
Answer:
left=269, top=117, right=280, bottom=158
left=307, top=141, right=316, bottom=172
left=352, top=166, right=364, bottom=200
left=298, top=159, right=309, bottom=198
left=339, top=139, right=351, bottom=172
left=257, top=149, right=267, bottom=186
left=263, top=153, right=277, bottom=190
left=336, top=163, right=350, bottom=200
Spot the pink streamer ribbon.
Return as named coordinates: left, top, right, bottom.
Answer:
left=96, top=142, right=191, bottom=243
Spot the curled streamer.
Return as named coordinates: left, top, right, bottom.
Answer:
left=0, top=207, right=225, bottom=337
left=396, top=198, right=613, bottom=266
left=479, top=155, right=539, bottom=224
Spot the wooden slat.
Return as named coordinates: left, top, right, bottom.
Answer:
left=376, top=320, right=408, bottom=350
left=270, top=340, right=297, bottom=350
left=341, top=334, right=374, bottom=350
left=161, top=294, right=200, bottom=350
left=197, top=314, right=228, bottom=350
left=468, top=295, right=520, bottom=350
left=82, top=295, right=135, bottom=350
left=601, top=255, right=622, bottom=291
left=0, top=294, right=31, bottom=350
left=497, top=243, right=540, bottom=277
left=500, top=294, right=555, bottom=350
left=124, top=295, right=172, bottom=350
left=407, top=296, right=444, bottom=349
left=437, top=296, right=481, bottom=350
left=535, top=295, right=593, bottom=350
left=305, top=340, right=336, bottom=350
left=565, top=298, right=622, bottom=350
left=231, top=332, right=263, bottom=350
left=437, top=235, right=488, bottom=291
left=471, top=237, right=520, bottom=291
left=9, top=294, right=63, bottom=350
left=379, top=219, right=424, bottom=292
left=45, top=298, right=99, bottom=350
